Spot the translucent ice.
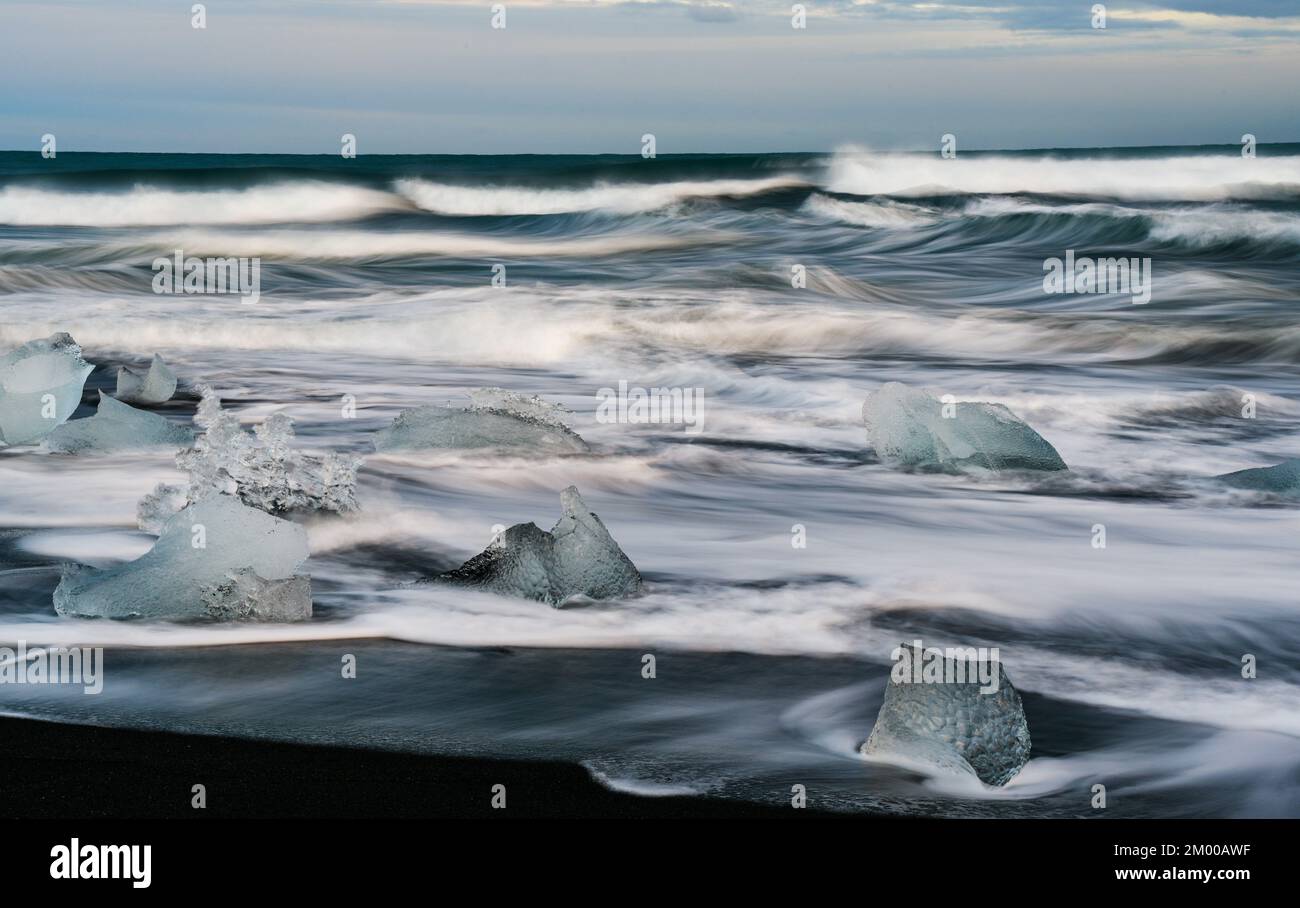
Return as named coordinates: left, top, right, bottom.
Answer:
left=116, top=354, right=177, bottom=405
left=373, top=388, right=588, bottom=454
left=434, top=486, right=641, bottom=606
left=136, top=483, right=189, bottom=535
left=44, top=393, right=194, bottom=454
left=54, top=493, right=311, bottom=621
left=863, top=382, right=1066, bottom=472
left=1215, top=459, right=1300, bottom=495
left=861, top=644, right=1031, bottom=786
left=0, top=333, right=94, bottom=446
left=143, top=385, right=361, bottom=522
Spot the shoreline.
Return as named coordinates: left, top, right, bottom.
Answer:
left=0, top=716, right=839, bottom=819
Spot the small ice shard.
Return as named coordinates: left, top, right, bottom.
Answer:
left=372, top=388, right=588, bottom=453
left=434, top=486, right=641, bottom=606
left=861, top=643, right=1031, bottom=787
left=1215, top=459, right=1300, bottom=495
left=0, top=333, right=95, bottom=446
left=153, top=385, right=360, bottom=517
left=54, top=493, right=311, bottom=621
left=43, top=392, right=194, bottom=454
left=863, top=382, right=1066, bottom=472
left=116, top=354, right=177, bottom=405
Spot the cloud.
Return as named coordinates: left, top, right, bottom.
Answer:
left=686, top=2, right=741, bottom=23
left=1, top=0, right=1296, bottom=153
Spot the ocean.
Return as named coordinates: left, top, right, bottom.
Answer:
left=1, top=144, right=1298, bottom=817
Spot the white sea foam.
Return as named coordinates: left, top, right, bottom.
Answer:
left=826, top=148, right=1300, bottom=200
left=0, top=183, right=407, bottom=227
left=4, top=285, right=1297, bottom=369
left=966, top=196, right=1300, bottom=248
left=395, top=175, right=806, bottom=215
left=1148, top=207, right=1300, bottom=247
left=129, top=228, right=716, bottom=260
left=802, top=193, right=938, bottom=228
left=4, top=582, right=1297, bottom=738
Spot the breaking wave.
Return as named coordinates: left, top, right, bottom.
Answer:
left=826, top=147, right=1300, bottom=201
left=0, top=182, right=409, bottom=227
left=396, top=175, right=807, bottom=215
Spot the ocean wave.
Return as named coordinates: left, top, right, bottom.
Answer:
left=989, top=386, right=1300, bottom=434
left=0, top=265, right=143, bottom=294
left=1148, top=208, right=1300, bottom=249
left=963, top=197, right=1145, bottom=219
left=0, top=293, right=611, bottom=365
left=826, top=148, right=1300, bottom=201
left=5, top=584, right=1298, bottom=738
left=965, top=196, right=1300, bottom=251
left=5, top=288, right=1300, bottom=367
left=802, top=193, right=938, bottom=228
left=394, top=175, right=807, bottom=215
left=128, top=228, right=721, bottom=260
left=0, top=182, right=409, bottom=227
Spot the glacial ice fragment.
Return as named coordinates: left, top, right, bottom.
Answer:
left=54, top=493, right=311, bottom=621
left=1215, top=459, right=1300, bottom=495
left=116, top=354, right=177, bottom=405
left=0, top=333, right=95, bottom=446
left=863, top=382, right=1066, bottom=472
left=861, top=643, right=1031, bottom=787
left=372, top=388, right=588, bottom=454
left=434, top=486, right=641, bottom=606
left=136, top=483, right=189, bottom=535
left=44, top=392, right=194, bottom=454
left=141, top=385, right=360, bottom=523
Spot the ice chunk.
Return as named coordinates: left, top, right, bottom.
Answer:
left=156, top=385, right=360, bottom=516
left=136, top=483, right=188, bottom=535
left=434, top=486, right=642, bottom=606
left=54, top=494, right=311, bottom=621
left=863, top=382, right=1066, bottom=472
left=466, top=388, right=573, bottom=426
left=0, top=333, right=95, bottom=446
left=44, top=392, right=194, bottom=454
left=116, top=354, right=177, bottom=405
left=1215, top=459, right=1300, bottom=495
left=861, top=643, right=1031, bottom=787
left=373, top=388, right=588, bottom=453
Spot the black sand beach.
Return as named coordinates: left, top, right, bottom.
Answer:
left=0, top=716, right=829, bottom=819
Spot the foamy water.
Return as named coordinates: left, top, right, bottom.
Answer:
left=2, top=145, right=1298, bottom=817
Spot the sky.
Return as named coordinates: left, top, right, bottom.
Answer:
left=1, top=0, right=1298, bottom=154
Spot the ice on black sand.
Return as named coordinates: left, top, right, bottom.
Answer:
left=116, top=353, right=177, bottom=405
left=861, top=643, right=1031, bottom=787
left=863, top=381, right=1066, bottom=472
left=54, top=493, right=311, bottom=621
left=372, top=388, right=589, bottom=454
left=433, top=486, right=641, bottom=607
left=0, top=333, right=94, bottom=446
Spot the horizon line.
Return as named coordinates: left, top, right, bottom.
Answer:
left=3, top=139, right=1298, bottom=158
